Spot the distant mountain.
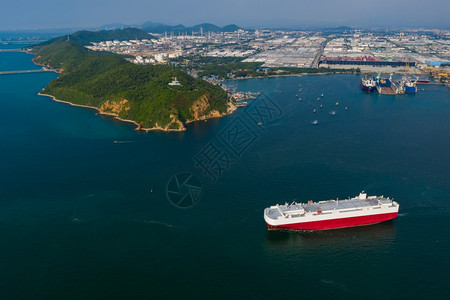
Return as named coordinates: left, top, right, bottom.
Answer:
left=144, top=24, right=187, bottom=34
left=142, top=22, right=241, bottom=33
left=190, top=23, right=222, bottom=33
left=38, top=28, right=157, bottom=46
left=141, top=21, right=170, bottom=29
left=222, top=24, right=240, bottom=32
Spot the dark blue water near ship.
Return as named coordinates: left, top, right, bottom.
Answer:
left=1, top=47, right=449, bottom=299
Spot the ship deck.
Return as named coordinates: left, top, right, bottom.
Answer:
left=302, top=198, right=381, bottom=212
left=266, top=197, right=392, bottom=219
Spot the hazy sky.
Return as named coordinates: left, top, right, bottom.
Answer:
left=1, top=0, right=449, bottom=30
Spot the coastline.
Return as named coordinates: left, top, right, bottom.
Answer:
left=38, top=92, right=236, bottom=132
left=223, top=71, right=354, bottom=82
left=221, top=65, right=430, bottom=82
left=38, top=92, right=185, bottom=132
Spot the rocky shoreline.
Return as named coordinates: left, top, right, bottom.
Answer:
left=38, top=92, right=236, bottom=132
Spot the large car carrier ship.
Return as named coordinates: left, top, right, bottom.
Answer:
left=264, top=192, right=399, bottom=231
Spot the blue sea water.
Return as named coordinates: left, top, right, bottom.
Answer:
left=0, top=48, right=449, bottom=299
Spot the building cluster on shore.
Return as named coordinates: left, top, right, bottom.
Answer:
left=85, top=29, right=253, bottom=64
left=319, top=31, right=449, bottom=77
left=50, top=27, right=448, bottom=84
left=242, top=34, right=326, bottom=68
left=83, top=28, right=446, bottom=72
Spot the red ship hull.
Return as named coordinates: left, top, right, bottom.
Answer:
left=266, top=212, right=398, bottom=231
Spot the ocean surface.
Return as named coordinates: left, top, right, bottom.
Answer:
left=1, top=45, right=449, bottom=299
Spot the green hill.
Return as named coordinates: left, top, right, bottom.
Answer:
left=222, top=24, right=241, bottom=32
left=38, top=28, right=157, bottom=47
left=189, top=23, right=222, bottom=33
left=31, top=40, right=233, bottom=131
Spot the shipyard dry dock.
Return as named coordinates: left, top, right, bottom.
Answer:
left=377, top=86, right=398, bottom=95
left=361, top=75, right=420, bottom=95
left=376, top=77, right=404, bottom=95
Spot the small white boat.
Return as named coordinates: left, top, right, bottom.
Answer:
left=330, top=110, right=336, bottom=115
left=336, top=102, right=339, bottom=106
left=313, top=109, right=317, bottom=113
left=311, top=120, right=318, bottom=125
left=320, top=104, right=323, bottom=108
left=321, top=93, right=324, bottom=97
left=345, top=106, right=348, bottom=110
left=299, top=97, right=302, bottom=101
left=317, top=97, right=320, bottom=101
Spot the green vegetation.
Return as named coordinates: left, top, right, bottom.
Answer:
left=198, top=61, right=263, bottom=79
left=32, top=40, right=230, bottom=130
left=38, top=28, right=156, bottom=47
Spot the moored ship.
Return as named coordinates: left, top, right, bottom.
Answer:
left=360, top=75, right=377, bottom=92
left=404, top=77, right=418, bottom=93
left=416, top=77, right=430, bottom=84
left=264, top=191, right=399, bottom=231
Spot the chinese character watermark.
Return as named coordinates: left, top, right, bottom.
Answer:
left=166, top=92, right=283, bottom=208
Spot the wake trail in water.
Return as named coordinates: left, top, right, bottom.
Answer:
left=113, top=140, right=137, bottom=144
left=142, top=220, right=175, bottom=228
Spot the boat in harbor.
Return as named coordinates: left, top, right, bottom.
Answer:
left=416, top=77, right=430, bottom=84
left=236, top=101, right=248, bottom=107
left=404, top=76, right=418, bottom=93
left=360, top=75, right=377, bottom=92
left=311, top=120, right=318, bottom=125
left=330, top=110, right=336, bottom=115
left=264, top=191, right=399, bottom=231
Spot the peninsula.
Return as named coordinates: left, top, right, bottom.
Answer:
left=30, top=34, right=235, bottom=132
